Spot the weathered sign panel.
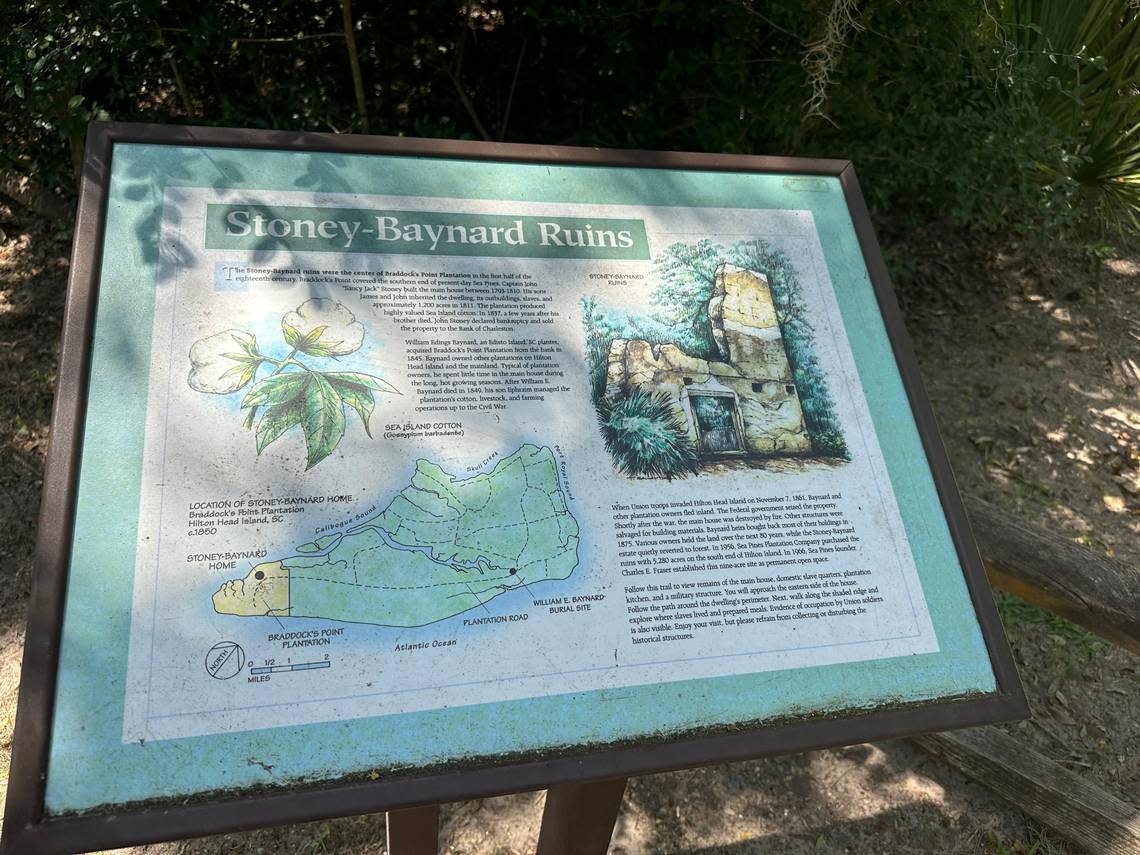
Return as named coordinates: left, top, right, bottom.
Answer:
left=2, top=124, right=1025, bottom=853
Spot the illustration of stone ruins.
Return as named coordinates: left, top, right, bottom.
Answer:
left=603, top=263, right=811, bottom=456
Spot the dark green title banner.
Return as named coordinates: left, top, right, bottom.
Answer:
left=205, top=204, right=649, bottom=260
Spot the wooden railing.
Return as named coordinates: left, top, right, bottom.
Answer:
left=913, top=494, right=1140, bottom=854
left=964, top=494, right=1140, bottom=655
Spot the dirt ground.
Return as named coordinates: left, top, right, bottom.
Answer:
left=0, top=206, right=1136, bottom=854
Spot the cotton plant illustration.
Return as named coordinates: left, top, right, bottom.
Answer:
left=188, top=298, right=397, bottom=469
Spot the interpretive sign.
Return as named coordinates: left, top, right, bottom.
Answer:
left=3, top=124, right=1025, bottom=853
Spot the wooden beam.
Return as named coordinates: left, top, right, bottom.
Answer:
left=963, top=494, right=1140, bottom=656
left=536, top=778, right=628, bottom=855
left=913, top=727, right=1140, bottom=855
left=385, top=804, right=440, bottom=855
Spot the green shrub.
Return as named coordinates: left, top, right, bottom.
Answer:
left=581, top=296, right=613, bottom=405
left=5, top=2, right=1126, bottom=261
left=597, top=391, right=699, bottom=480
left=999, top=0, right=1140, bottom=241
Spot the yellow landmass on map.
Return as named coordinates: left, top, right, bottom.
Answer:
left=212, top=561, right=290, bottom=616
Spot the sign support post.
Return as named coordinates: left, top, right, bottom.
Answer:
left=536, top=778, right=629, bottom=855
left=385, top=804, right=440, bottom=855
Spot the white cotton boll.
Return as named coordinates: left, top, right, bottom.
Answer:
left=281, top=298, right=365, bottom=356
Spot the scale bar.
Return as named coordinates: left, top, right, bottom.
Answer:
left=251, top=661, right=331, bottom=675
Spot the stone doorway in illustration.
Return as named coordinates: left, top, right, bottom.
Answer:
left=689, top=392, right=744, bottom=454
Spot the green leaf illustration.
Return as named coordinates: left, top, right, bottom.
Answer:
left=300, top=373, right=346, bottom=469
left=217, top=330, right=262, bottom=364
left=283, top=322, right=346, bottom=356
left=219, top=362, right=258, bottom=389
left=324, top=371, right=399, bottom=438
left=255, top=397, right=305, bottom=454
left=281, top=320, right=306, bottom=350
left=219, top=331, right=261, bottom=363
left=321, top=371, right=400, bottom=395
left=236, top=331, right=259, bottom=356
left=241, top=371, right=311, bottom=408
left=330, top=383, right=375, bottom=437
left=299, top=338, right=349, bottom=358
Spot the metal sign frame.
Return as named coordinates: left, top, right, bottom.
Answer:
left=2, top=122, right=1027, bottom=854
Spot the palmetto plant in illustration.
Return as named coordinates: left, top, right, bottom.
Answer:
left=597, top=390, right=700, bottom=479
left=188, top=298, right=398, bottom=469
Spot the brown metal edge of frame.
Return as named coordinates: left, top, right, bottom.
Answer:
left=1, top=124, right=115, bottom=848
left=90, top=119, right=856, bottom=175
left=836, top=163, right=1027, bottom=710
left=2, top=122, right=1026, bottom=854
left=12, top=692, right=1024, bottom=855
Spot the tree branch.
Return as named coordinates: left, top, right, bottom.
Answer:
left=339, top=0, right=369, bottom=132
left=499, top=37, right=528, bottom=141
left=449, top=29, right=491, bottom=142
left=155, top=25, right=193, bottom=117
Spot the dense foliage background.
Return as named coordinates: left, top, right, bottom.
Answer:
left=2, top=0, right=1138, bottom=257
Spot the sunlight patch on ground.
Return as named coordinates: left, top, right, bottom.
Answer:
left=900, top=770, right=946, bottom=803
left=1104, top=493, right=1127, bottom=513
left=1105, top=258, right=1140, bottom=277
left=1098, top=406, right=1140, bottom=432
left=1065, top=381, right=1115, bottom=401
left=0, top=622, right=27, bottom=815
left=804, top=744, right=949, bottom=822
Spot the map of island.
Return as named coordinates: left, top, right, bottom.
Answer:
left=212, top=444, right=580, bottom=626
